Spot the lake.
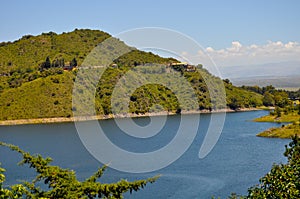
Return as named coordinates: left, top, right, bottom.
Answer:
left=0, top=110, right=289, bottom=198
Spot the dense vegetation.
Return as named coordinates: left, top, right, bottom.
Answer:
left=0, top=29, right=264, bottom=121
left=0, top=142, right=158, bottom=198
left=241, top=85, right=291, bottom=107
left=287, top=88, right=300, bottom=100
left=0, top=29, right=110, bottom=74
left=244, top=85, right=300, bottom=138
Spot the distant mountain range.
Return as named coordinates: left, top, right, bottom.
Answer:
left=231, top=75, right=300, bottom=90
left=219, top=61, right=300, bottom=89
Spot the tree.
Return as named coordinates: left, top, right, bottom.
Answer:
left=223, top=79, right=231, bottom=84
left=52, top=58, right=60, bottom=67
left=262, top=85, right=275, bottom=94
left=70, top=58, right=77, bottom=67
left=228, top=96, right=242, bottom=110
left=39, top=56, right=51, bottom=71
left=44, top=56, right=51, bottom=69
left=262, top=91, right=275, bottom=106
left=60, top=58, right=65, bottom=67
left=275, top=106, right=282, bottom=118
left=0, top=166, right=27, bottom=198
left=52, top=58, right=65, bottom=68
left=0, top=142, right=158, bottom=199
left=273, top=91, right=290, bottom=108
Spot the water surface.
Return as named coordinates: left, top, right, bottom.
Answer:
left=0, top=111, right=289, bottom=198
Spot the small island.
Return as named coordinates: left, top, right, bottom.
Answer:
left=255, top=100, right=300, bottom=138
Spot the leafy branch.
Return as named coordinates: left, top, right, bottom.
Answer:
left=0, top=142, right=159, bottom=199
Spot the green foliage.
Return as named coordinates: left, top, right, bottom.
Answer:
left=0, top=29, right=266, bottom=121
left=273, top=91, right=290, bottom=108
left=226, top=83, right=263, bottom=110
left=114, top=50, right=176, bottom=67
left=129, top=84, right=179, bottom=114
left=256, top=102, right=300, bottom=138
left=275, top=107, right=282, bottom=117
left=40, top=57, right=66, bottom=71
left=242, top=85, right=291, bottom=108
left=257, top=117, right=300, bottom=138
left=263, top=91, right=275, bottom=106
left=0, top=29, right=110, bottom=91
left=0, top=29, right=110, bottom=74
left=0, top=142, right=158, bottom=199
left=0, top=72, right=74, bottom=120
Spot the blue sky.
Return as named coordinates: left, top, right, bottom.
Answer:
left=1, top=0, right=300, bottom=70
left=1, top=0, right=299, bottom=48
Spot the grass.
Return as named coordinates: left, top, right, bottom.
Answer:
left=255, top=111, right=300, bottom=138
left=257, top=122, right=300, bottom=138
left=254, top=112, right=299, bottom=123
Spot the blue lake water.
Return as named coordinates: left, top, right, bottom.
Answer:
left=0, top=110, right=289, bottom=198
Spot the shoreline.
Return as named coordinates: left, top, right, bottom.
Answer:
left=255, top=111, right=300, bottom=139
left=0, top=107, right=263, bottom=126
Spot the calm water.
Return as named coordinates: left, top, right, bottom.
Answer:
left=0, top=111, right=289, bottom=198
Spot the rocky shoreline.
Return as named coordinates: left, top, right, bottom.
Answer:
left=0, top=108, right=261, bottom=126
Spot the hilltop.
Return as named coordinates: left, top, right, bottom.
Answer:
left=0, top=29, right=264, bottom=122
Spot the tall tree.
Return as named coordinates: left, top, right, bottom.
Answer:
left=44, top=56, right=51, bottom=69
left=39, top=56, right=51, bottom=71
left=70, top=58, right=77, bottom=67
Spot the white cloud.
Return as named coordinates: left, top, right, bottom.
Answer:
left=206, top=47, right=214, bottom=52
left=228, top=41, right=242, bottom=52
left=194, top=40, right=300, bottom=68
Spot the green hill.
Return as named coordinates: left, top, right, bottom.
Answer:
left=0, top=29, right=109, bottom=73
left=0, top=29, right=264, bottom=121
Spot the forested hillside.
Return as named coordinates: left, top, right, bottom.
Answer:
left=0, top=29, right=264, bottom=120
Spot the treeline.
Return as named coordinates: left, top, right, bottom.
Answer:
left=2, top=54, right=77, bottom=89
left=39, top=56, right=77, bottom=71
left=287, top=88, right=300, bottom=100
left=241, top=85, right=290, bottom=107
left=241, top=85, right=300, bottom=119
